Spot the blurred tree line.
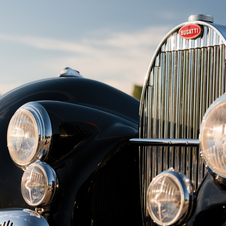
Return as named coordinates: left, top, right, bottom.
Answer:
left=132, top=84, right=142, bottom=100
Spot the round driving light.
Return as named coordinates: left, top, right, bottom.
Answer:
left=200, top=94, right=226, bottom=178
left=21, top=161, right=58, bottom=207
left=7, top=102, right=52, bottom=169
left=147, top=169, right=194, bottom=226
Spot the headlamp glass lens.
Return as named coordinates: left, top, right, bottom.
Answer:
left=147, top=173, right=183, bottom=225
left=7, top=109, right=39, bottom=166
left=200, top=96, right=226, bottom=177
left=21, top=162, right=58, bottom=207
left=21, top=163, right=47, bottom=206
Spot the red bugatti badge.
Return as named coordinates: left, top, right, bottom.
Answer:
left=179, top=24, right=202, bottom=39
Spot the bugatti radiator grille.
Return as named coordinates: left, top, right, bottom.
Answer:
left=139, top=24, right=226, bottom=224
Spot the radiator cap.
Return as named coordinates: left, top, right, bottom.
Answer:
left=188, top=14, right=213, bottom=23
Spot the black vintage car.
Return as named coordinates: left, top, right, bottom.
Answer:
left=1, top=14, right=226, bottom=226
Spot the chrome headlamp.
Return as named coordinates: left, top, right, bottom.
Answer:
left=200, top=94, right=226, bottom=178
left=147, top=168, right=194, bottom=226
left=21, top=161, right=58, bottom=207
left=7, top=102, right=52, bottom=169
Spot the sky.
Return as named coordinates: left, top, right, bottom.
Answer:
left=1, top=0, right=226, bottom=96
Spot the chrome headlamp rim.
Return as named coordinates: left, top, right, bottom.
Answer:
left=200, top=94, right=226, bottom=179
left=147, top=168, right=194, bottom=226
left=21, top=161, right=59, bottom=207
left=7, top=102, right=52, bottom=170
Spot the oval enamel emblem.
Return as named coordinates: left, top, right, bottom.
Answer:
left=179, top=24, right=202, bottom=39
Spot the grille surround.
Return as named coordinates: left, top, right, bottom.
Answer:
left=139, top=20, right=226, bottom=225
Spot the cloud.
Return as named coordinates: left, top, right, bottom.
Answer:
left=0, top=25, right=171, bottom=95
left=0, top=26, right=170, bottom=54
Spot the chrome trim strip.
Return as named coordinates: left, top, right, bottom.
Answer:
left=130, top=138, right=199, bottom=147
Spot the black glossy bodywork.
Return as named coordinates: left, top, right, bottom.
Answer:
left=4, top=76, right=226, bottom=226
left=186, top=173, right=226, bottom=226
left=0, top=77, right=142, bottom=225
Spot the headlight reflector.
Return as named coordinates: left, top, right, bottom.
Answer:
left=21, top=161, right=58, bottom=207
left=200, top=94, right=226, bottom=178
left=147, top=169, right=194, bottom=225
left=7, top=102, right=52, bottom=169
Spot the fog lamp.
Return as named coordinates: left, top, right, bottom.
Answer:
left=200, top=94, right=226, bottom=178
left=7, top=102, right=52, bottom=169
left=21, top=161, right=58, bottom=207
left=147, top=169, right=194, bottom=225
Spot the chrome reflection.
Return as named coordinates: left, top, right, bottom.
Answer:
left=0, top=209, right=49, bottom=226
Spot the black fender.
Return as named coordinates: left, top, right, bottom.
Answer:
left=187, top=173, right=226, bottom=226
left=0, top=77, right=140, bottom=225
left=38, top=100, right=140, bottom=225
left=193, top=204, right=226, bottom=226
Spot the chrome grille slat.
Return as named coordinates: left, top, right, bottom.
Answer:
left=188, top=49, right=194, bottom=140
left=153, top=67, right=158, bottom=177
left=160, top=53, right=165, bottom=140
left=215, top=46, right=220, bottom=98
left=164, top=52, right=170, bottom=139
left=192, top=48, right=201, bottom=186
left=181, top=50, right=188, bottom=176
left=142, top=91, right=148, bottom=219
left=200, top=48, right=207, bottom=129
left=175, top=51, right=182, bottom=172
left=219, top=45, right=224, bottom=96
left=140, top=23, right=226, bottom=224
left=208, top=47, right=214, bottom=105
left=159, top=53, right=165, bottom=173
left=213, top=46, right=217, bottom=100
left=169, top=51, right=176, bottom=169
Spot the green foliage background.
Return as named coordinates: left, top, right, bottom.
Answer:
left=132, top=84, right=142, bottom=100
